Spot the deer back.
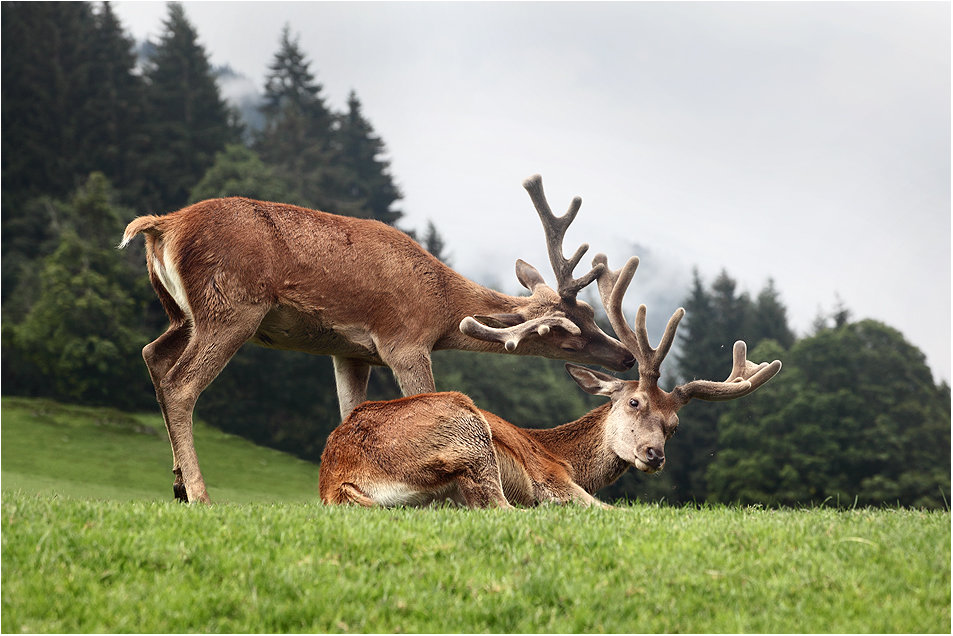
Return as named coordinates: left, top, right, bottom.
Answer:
left=135, top=198, right=455, bottom=340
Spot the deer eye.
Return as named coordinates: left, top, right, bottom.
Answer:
left=628, top=398, right=640, bottom=409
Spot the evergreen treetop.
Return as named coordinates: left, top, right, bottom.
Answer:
left=141, top=2, right=233, bottom=212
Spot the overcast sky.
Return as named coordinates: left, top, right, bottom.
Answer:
left=114, top=1, right=951, bottom=382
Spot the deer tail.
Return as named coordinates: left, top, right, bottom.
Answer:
left=118, top=215, right=164, bottom=249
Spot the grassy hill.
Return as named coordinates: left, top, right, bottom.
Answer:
left=2, top=397, right=950, bottom=633
left=1, top=396, right=318, bottom=503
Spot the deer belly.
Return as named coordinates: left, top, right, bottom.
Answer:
left=252, top=305, right=381, bottom=362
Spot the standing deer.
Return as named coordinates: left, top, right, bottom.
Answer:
left=319, top=254, right=782, bottom=508
left=120, top=175, right=634, bottom=503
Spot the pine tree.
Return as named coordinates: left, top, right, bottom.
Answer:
left=669, top=268, right=795, bottom=503
left=8, top=174, right=154, bottom=408
left=421, top=220, right=452, bottom=265
left=1, top=2, right=148, bottom=310
left=79, top=2, right=148, bottom=203
left=752, top=279, right=797, bottom=349
left=675, top=269, right=720, bottom=382
left=1, top=2, right=97, bottom=203
left=256, top=25, right=336, bottom=210
left=141, top=3, right=232, bottom=212
left=330, top=91, right=403, bottom=224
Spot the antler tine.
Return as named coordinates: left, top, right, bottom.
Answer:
left=592, top=253, right=641, bottom=354
left=459, top=315, right=582, bottom=352
left=633, top=303, right=686, bottom=382
left=673, top=340, right=782, bottom=404
left=523, top=175, right=604, bottom=299
left=593, top=253, right=688, bottom=384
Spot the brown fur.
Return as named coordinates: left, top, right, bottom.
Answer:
left=122, top=195, right=632, bottom=503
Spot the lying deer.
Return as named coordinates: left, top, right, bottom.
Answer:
left=319, top=255, right=782, bottom=508
left=120, top=175, right=633, bottom=503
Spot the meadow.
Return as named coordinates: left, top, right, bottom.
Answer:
left=2, top=397, right=950, bottom=633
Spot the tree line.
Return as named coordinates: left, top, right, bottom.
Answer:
left=2, top=2, right=948, bottom=508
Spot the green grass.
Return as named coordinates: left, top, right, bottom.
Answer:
left=2, top=397, right=951, bottom=633
left=1, top=396, right=318, bottom=503
left=2, top=493, right=949, bottom=633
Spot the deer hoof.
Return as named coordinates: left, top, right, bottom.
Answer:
left=172, top=468, right=188, bottom=502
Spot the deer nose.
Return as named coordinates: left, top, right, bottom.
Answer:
left=645, top=447, right=665, bottom=469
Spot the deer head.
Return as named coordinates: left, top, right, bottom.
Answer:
left=566, top=254, right=782, bottom=473
left=459, top=175, right=635, bottom=371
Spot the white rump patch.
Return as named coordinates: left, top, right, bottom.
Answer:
left=152, top=254, right=194, bottom=323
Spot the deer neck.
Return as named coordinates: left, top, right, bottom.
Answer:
left=524, top=403, right=629, bottom=495
left=434, top=275, right=534, bottom=352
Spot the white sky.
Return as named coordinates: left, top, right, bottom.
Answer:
left=114, top=1, right=951, bottom=382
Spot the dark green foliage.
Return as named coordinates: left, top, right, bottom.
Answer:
left=752, top=279, right=796, bottom=349
left=1, top=3, right=147, bottom=205
left=1, top=1, right=148, bottom=290
left=707, top=323, right=950, bottom=508
left=663, top=269, right=815, bottom=506
left=2, top=2, right=98, bottom=203
left=329, top=91, right=403, bottom=224
left=255, top=26, right=337, bottom=211
left=667, top=269, right=769, bottom=503
left=433, top=351, right=602, bottom=429
left=188, top=144, right=290, bottom=203
left=139, top=3, right=233, bottom=212
left=5, top=174, right=155, bottom=409
left=78, top=3, right=149, bottom=203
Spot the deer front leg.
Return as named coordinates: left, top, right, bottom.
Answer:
left=455, top=447, right=513, bottom=509
left=569, top=484, right=614, bottom=509
left=380, top=346, right=436, bottom=397
left=332, top=356, right=371, bottom=419
left=538, top=481, right=613, bottom=508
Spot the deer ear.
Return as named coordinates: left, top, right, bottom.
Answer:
left=515, top=259, right=548, bottom=292
left=472, top=314, right=525, bottom=329
left=565, top=363, right=624, bottom=397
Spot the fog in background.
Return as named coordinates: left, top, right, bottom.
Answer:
left=115, top=1, right=951, bottom=381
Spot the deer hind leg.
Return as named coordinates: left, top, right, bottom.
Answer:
left=142, top=322, right=193, bottom=501
left=456, top=456, right=513, bottom=509
left=156, top=306, right=269, bottom=504
left=450, top=417, right=512, bottom=509
left=332, top=356, right=371, bottom=419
